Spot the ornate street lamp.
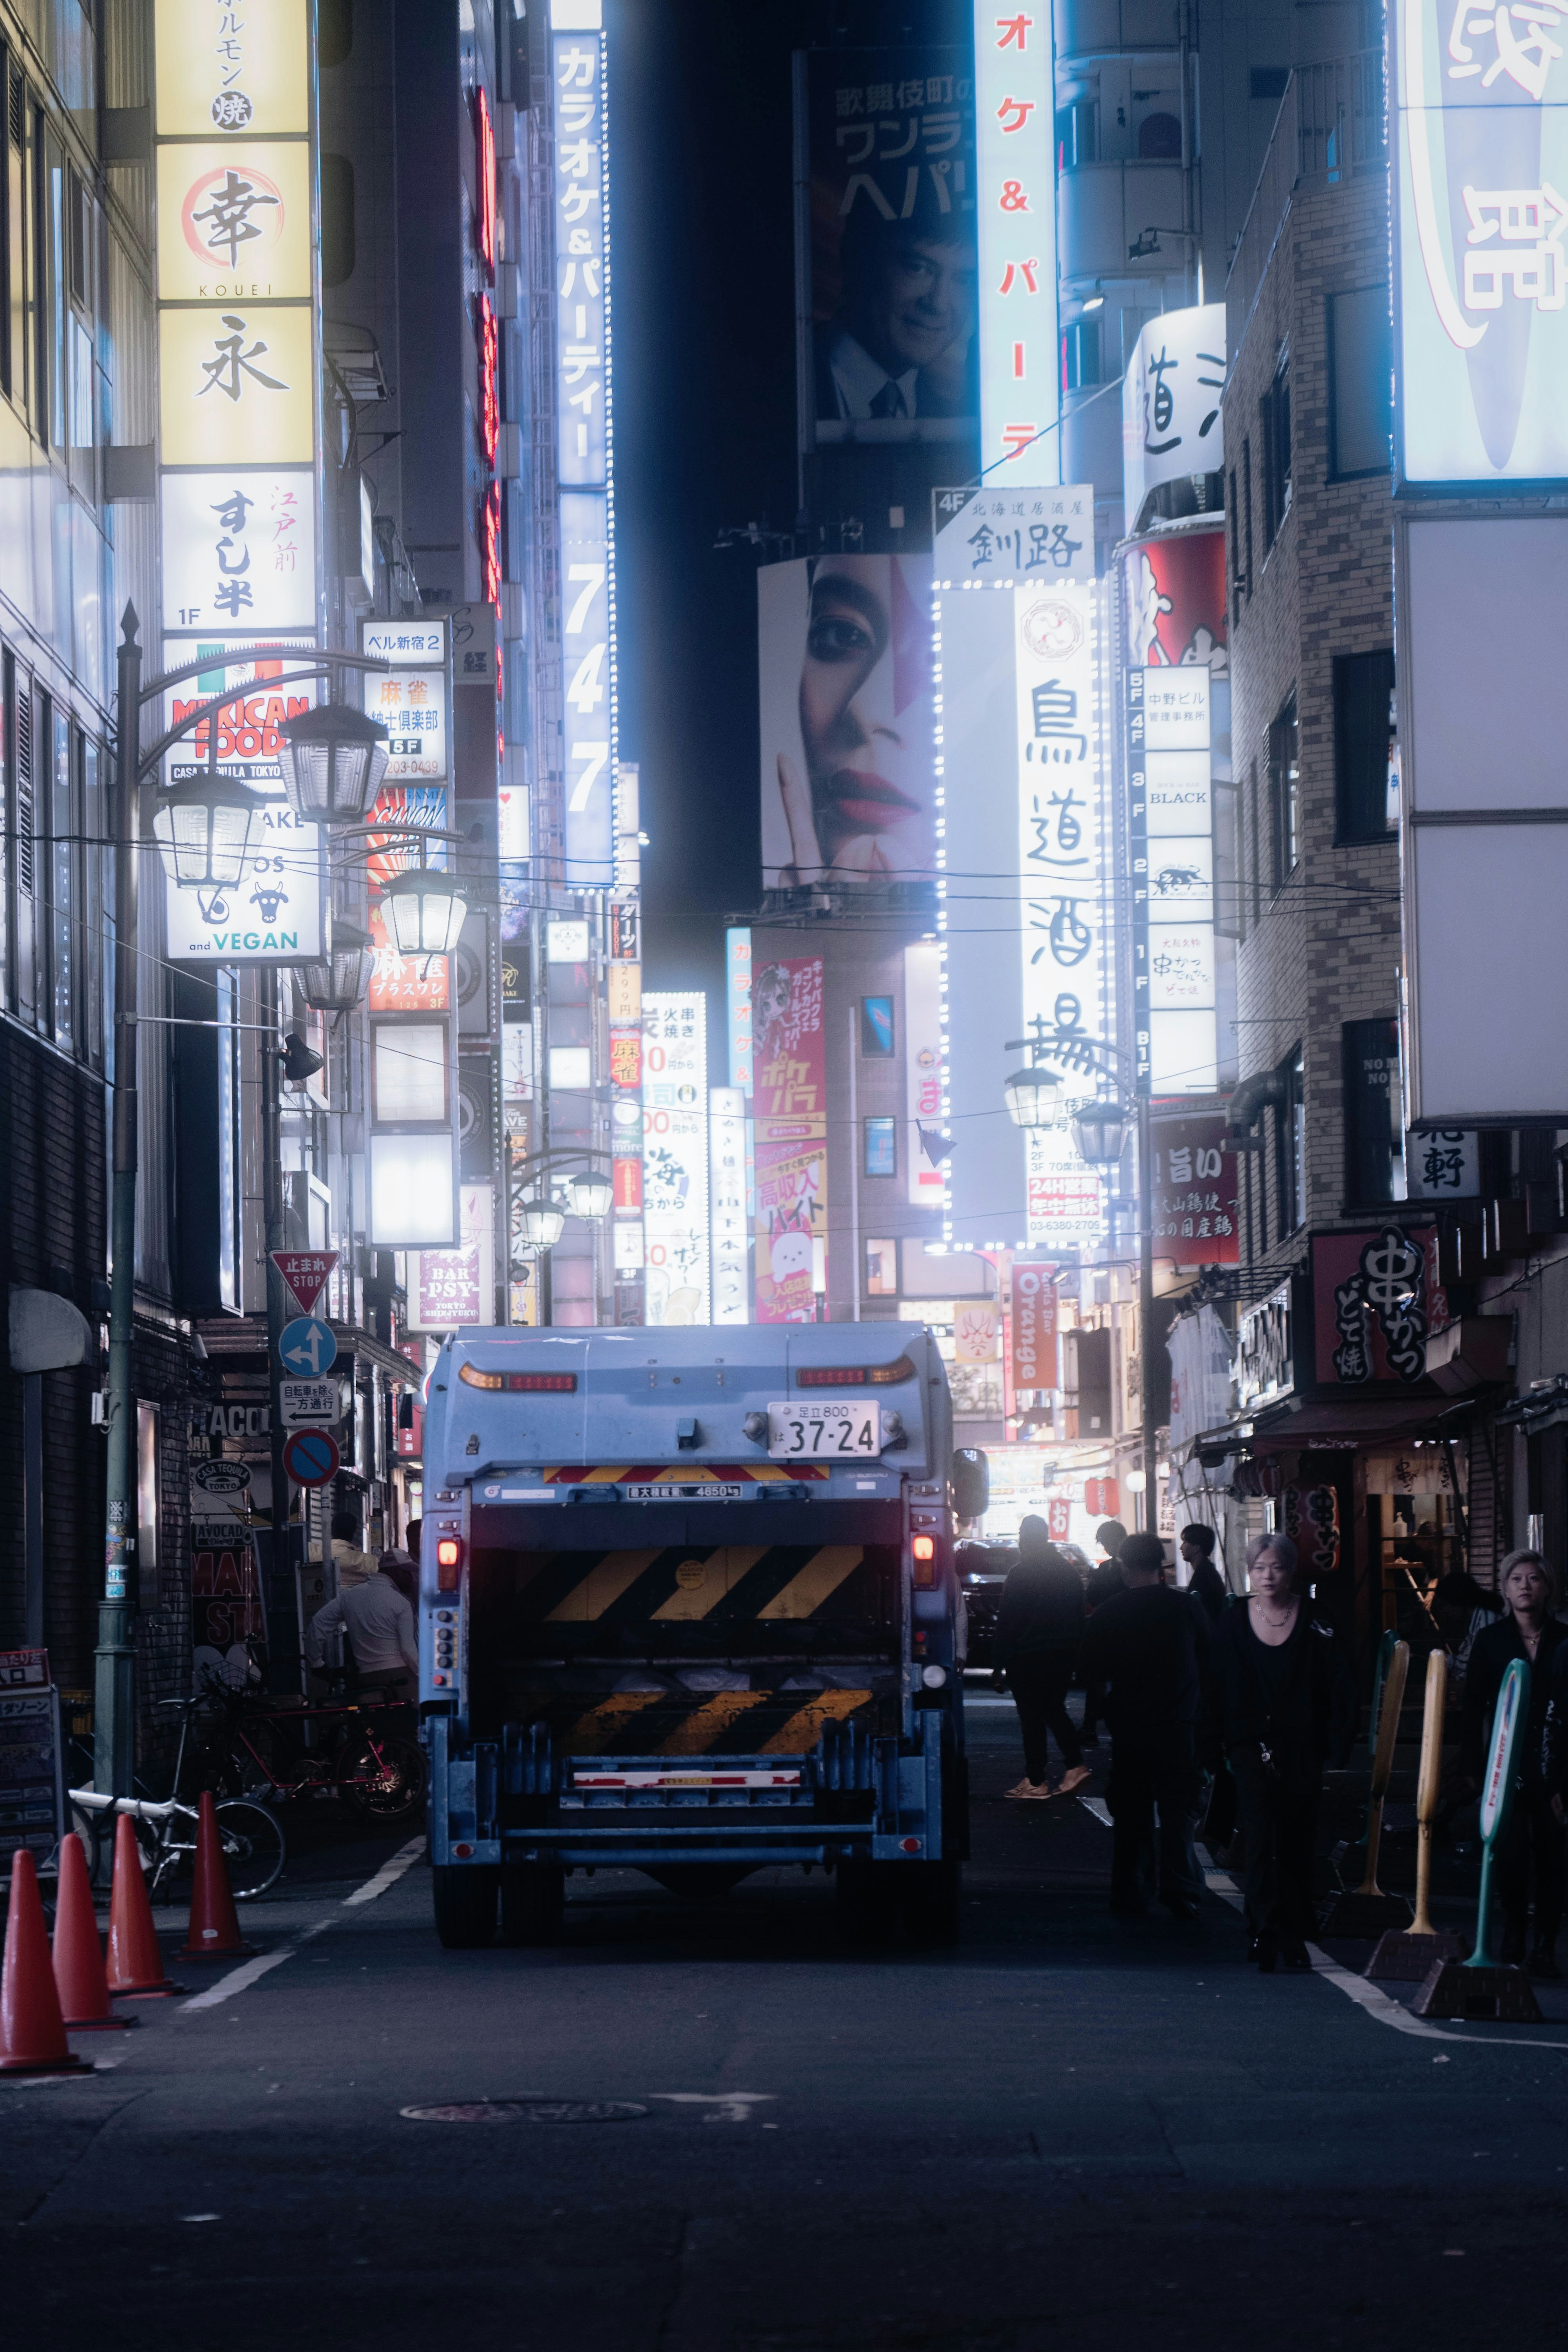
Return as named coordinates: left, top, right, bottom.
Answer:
left=1003, top=1061, right=1062, bottom=1129
left=567, top=1169, right=614, bottom=1220
left=150, top=777, right=269, bottom=890
left=1069, top=1098, right=1131, bottom=1167
left=379, top=862, right=469, bottom=958
left=517, top=1194, right=566, bottom=1250
left=291, top=912, right=372, bottom=1015
left=275, top=701, right=390, bottom=826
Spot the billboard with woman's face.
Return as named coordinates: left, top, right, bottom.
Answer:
left=759, top=554, right=936, bottom=889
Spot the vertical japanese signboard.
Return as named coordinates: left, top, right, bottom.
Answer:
left=553, top=4, right=617, bottom=888
left=1395, top=0, right=1568, bottom=483
left=753, top=955, right=829, bottom=1323
left=642, top=992, right=710, bottom=1325
left=610, top=899, right=645, bottom=1320
left=1149, top=1111, right=1238, bottom=1264
left=903, top=938, right=944, bottom=1208
left=710, top=1087, right=749, bottom=1323
left=1122, top=527, right=1228, bottom=1096
left=154, top=0, right=322, bottom=967
left=798, top=48, right=978, bottom=446
left=974, top=0, right=1058, bottom=479
left=1015, top=579, right=1113, bottom=1089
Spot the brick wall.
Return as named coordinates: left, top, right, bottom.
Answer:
left=1223, top=167, right=1400, bottom=1280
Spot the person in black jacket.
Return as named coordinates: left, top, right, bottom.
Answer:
left=1080, top=1520, right=1128, bottom=1747
left=1180, top=1523, right=1228, bottom=1624
left=1468, top=1548, right=1568, bottom=1976
left=1080, top=1531, right=1209, bottom=1918
left=1203, top=1532, right=1354, bottom=1971
left=995, top=1517, right=1090, bottom=1800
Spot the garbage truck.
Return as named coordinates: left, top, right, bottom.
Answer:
left=417, top=1323, right=983, bottom=1949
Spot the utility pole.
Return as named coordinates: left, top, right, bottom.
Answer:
left=258, top=966, right=296, bottom=1690
left=1136, top=1094, right=1160, bottom=1536
left=96, top=607, right=142, bottom=1796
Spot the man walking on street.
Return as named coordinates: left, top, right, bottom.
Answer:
left=1080, top=1520, right=1127, bottom=1748
left=306, top=1559, right=420, bottom=1704
left=1081, top=1531, right=1209, bottom=1918
left=995, top=1515, right=1092, bottom=1801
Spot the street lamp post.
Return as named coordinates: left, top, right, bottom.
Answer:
left=506, top=1144, right=616, bottom=1322
left=96, top=610, right=390, bottom=1792
left=1004, top=1018, right=1160, bottom=1537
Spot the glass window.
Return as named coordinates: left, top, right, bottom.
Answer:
left=860, top=996, right=894, bottom=1056
left=1328, top=286, right=1392, bottom=481
left=1262, top=355, right=1291, bottom=547
left=1267, top=696, right=1299, bottom=888
left=1273, top=1046, right=1307, bottom=1234
left=1061, top=317, right=1101, bottom=391
left=1343, top=1017, right=1405, bottom=1205
left=863, top=1116, right=897, bottom=1178
left=82, top=733, right=100, bottom=1063
left=1333, top=649, right=1396, bottom=843
left=864, top=1238, right=898, bottom=1294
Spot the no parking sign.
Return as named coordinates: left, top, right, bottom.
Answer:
left=282, top=1427, right=341, bottom=1488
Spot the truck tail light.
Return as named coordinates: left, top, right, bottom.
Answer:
left=796, top=1354, right=913, bottom=1388
left=436, top=1536, right=463, bottom=1590
left=912, top=1533, right=937, bottom=1588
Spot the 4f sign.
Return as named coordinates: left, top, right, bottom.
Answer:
left=975, top=5, right=1059, bottom=480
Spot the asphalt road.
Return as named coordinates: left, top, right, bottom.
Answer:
left=10, top=1692, right=1568, bottom=2352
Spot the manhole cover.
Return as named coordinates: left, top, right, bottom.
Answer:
left=401, top=2099, right=648, bottom=2124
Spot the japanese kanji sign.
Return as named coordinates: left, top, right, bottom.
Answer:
left=974, top=4, right=1059, bottom=478
left=158, top=303, right=315, bottom=467
left=155, top=0, right=309, bottom=138
left=1396, top=0, right=1568, bottom=480
left=161, top=472, right=316, bottom=633
left=800, top=47, right=978, bottom=444
left=933, top=483, right=1094, bottom=584
left=269, top=1250, right=340, bottom=1317
left=155, top=140, right=312, bottom=301
left=642, top=992, right=711, bottom=1327
left=1149, top=1113, right=1238, bottom=1266
left=1120, top=305, right=1226, bottom=535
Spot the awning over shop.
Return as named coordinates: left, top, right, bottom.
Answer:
left=1189, top=1392, right=1475, bottom=1459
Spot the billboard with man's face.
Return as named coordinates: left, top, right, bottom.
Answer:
left=759, top=555, right=936, bottom=889
left=801, top=49, right=978, bottom=445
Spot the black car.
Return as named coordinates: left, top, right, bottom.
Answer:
left=958, top=1542, right=1014, bottom=1672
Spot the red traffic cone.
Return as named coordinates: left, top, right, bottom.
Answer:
left=105, top=1815, right=185, bottom=1998
left=180, top=1792, right=256, bottom=1959
left=1, top=1850, right=87, bottom=2074
left=53, top=1833, right=134, bottom=2030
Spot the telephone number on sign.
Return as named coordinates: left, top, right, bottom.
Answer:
left=766, top=1403, right=880, bottom=1459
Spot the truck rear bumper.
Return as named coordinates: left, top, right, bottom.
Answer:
left=425, top=1708, right=955, bottom=1871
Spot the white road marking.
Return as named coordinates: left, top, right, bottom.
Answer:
left=647, top=2092, right=776, bottom=2123
left=1073, top=1799, right=1568, bottom=2055
left=181, top=1837, right=426, bottom=2013
left=1077, top=1797, right=1113, bottom=1827
left=342, top=1835, right=427, bottom=1907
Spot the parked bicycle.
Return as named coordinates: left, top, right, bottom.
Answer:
left=196, top=1673, right=426, bottom=1823
left=69, top=1695, right=287, bottom=1902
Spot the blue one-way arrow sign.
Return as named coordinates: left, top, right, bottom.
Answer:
left=277, top=1315, right=338, bottom=1378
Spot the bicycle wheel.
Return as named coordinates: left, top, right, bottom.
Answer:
left=214, top=1801, right=287, bottom=1899
left=337, top=1733, right=426, bottom=1822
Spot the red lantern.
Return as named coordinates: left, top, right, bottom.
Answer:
left=1085, top=1477, right=1120, bottom=1519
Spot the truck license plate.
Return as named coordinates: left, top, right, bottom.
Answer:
left=766, top=1402, right=880, bottom=1460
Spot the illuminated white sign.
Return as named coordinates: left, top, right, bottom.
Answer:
left=709, top=1085, right=749, bottom=1323
left=1396, top=0, right=1568, bottom=481
left=164, top=803, right=323, bottom=965
left=973, top=0, right=1058, bottom=479
left=365, top=668, right=448, bottom=782
left=643, top=992, right=710, bottom=1325
left=162, top=470, right=315, bottom=634
left=904, top=938, right=944, bottom=1207
left=1015, top=580, right=1110, bottom=1080
left=933, top=481, right=1094, bottom=583
left=1121, top=307, right=1226, bottom=533
left=1026, top=1125, right=1106, bottom=1249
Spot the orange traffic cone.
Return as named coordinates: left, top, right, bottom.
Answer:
left=179, top=1792, right=256, bottom=1959
left=53, top=1833, right=134, bottom=2030
left=105, top=1815, right=184, bottom=1998
left=1, top=1850, right=87, bottom=2074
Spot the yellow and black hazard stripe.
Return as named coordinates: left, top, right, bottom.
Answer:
left=500, top=1542, right=890, bottom=1628
left=550, top=1684, right=873, bottom=1760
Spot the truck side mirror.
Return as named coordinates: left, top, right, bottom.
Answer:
left=951, top=1447, right=989, bottom=1521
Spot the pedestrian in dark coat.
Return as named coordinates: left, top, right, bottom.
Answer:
left=1080, top=1519, right=1127, bottom=1746
left=1180, top=1522, right=1228, bottom=1623
left=1203, top=1532, right=1354, bottom=1971
left=995, top=1516, right=1090, bottom=1801
left=1080, top=1531, right=1209, bottom=1918
left=1472, top=1549, right=1568, bottom=1975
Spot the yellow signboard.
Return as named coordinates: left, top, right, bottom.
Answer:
left=607, top=962, right=641, bottom=1025
left=156, top=142, right=312, bottom=303
left=154, top=0, right=309, bottom=138
left=158, top=305, right=314, bottom=466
